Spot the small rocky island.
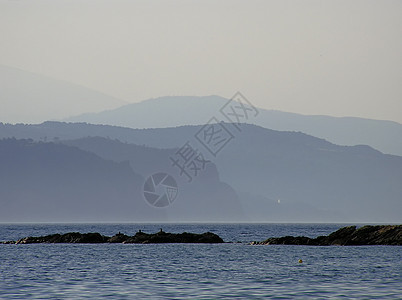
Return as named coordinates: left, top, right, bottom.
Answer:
left=252, top=225, right=402, bottom=246
left=2, top=230, right=224, bottom=244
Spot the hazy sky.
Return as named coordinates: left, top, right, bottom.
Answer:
left=1, top=0, right=401, bottom=123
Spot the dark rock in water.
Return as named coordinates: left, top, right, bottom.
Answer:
left=108, top=233, right=131, bottom=243
left=14, top=232, right=108, bottom=244
left=123, top=231, right=223, bottom=244
left=254, top=225, right=402, bottom=246
left=2, top=231, right=224, bottom=244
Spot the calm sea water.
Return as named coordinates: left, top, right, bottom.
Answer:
left=0, top=223, right=401, bottom=299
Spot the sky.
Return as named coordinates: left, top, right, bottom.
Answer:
left=0, top=0, right=401, bottom=123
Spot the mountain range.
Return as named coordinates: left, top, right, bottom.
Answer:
left=1, top=122, right=401, bottom=222
left=65, top=95, right=402, bottom=156
left=2, top=68, right=401, bottom=157
left=1, top=66, right=401, bottom=156
left=0, top=137, right=243, bottom=222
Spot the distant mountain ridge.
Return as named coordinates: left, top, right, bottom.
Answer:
left=65, top=95, right=402, bottom=156
left=1, top=122, right=401, bottom=222
left=0, top=138, right=148, bottom=222
left=0, top=137, right=244, bottom=222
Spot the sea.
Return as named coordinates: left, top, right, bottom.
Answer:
left=0, top=223, right=401, bottom=299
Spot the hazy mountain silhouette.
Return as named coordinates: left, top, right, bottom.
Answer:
left=62, top=137, right=244, bottom=222
left=0, top=64, right=126, bottom=124
left=2, top=122, right=400, bottom=222
left=210, top=124, right=402, bottom=222
left=0, top=138, right=244, bottom=222
left=63, top=126, right=402, bottom=222
left=0, top=138, right=152, bottom=222
left=65, top=95, right=402, bottom=156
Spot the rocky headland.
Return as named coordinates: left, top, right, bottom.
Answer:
left=251, top=225, right=402, bottom=246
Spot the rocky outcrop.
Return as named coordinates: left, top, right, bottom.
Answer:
left=122, top=231, right=223, bottom=244
left=2, top=230, right=224, bottom=244
left=3, top=225, right=400, bottom=245
left=252, top=225, right=402, bottom=246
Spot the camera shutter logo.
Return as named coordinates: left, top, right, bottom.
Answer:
left=143, top=172, right=178, bottom=208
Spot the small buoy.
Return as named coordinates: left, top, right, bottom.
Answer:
left=298, top=259, right=303, bottom=263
